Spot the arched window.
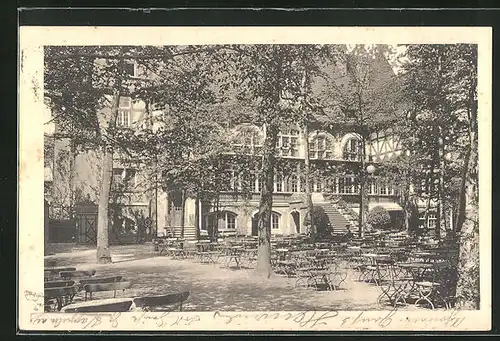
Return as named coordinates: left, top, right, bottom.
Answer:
left=232, top=125, right=264, bottom=155
left=289, top=174, right=299, bottom=193
left=207, top=210, right=237, bottom=230
left=310, top=134, right=334, bottom=159
left=343, top=137, right=362, bottom=161
left=271, top=212, right=280, bottom=230
left=277, top=128, right=300, bottom=157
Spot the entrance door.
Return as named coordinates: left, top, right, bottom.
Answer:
left=291, top=211, right=300, bottom=234
left=251, top=214, right=258, bottom=236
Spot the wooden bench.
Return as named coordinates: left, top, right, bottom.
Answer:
left=60, top=269, right=96, bottom=280
left=44, top=267, right=77, bottom=281
left=61, top=298, right=135, bottom=313
left=44, top=280, right=75, bottom=289
left=79, top=276, right=123, bottom=286
left=61, top=291, right=191, bottom=313
left=44, top=285, right=80, bottom=311
left=79, top=276, right=124, bottom=300
left=83, top=281, right=131, bottom=300
left=133, top=291, right=190, bottom=312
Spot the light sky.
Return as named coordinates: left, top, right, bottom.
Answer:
left=346, top=44, right=408, bottom=75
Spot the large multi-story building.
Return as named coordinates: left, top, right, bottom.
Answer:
left=44, top=50, right=439, bottom=244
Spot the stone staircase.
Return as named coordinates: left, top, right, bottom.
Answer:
left=312, top=193, right=358, bottom=236
left=169, top=226, right=197, bottom=240
left=316, top=203, right=353, bottom=235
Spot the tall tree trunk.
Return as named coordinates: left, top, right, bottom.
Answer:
left=194, top=193, right=200, bottom=240
left=454, top=90, right=478, bottom=308
left=96, top=91, right=120, bottom=264
left=437, top=129, right=446, bottom=238
left=299, top=64, right=316, bottom=242
left=165, top=192, right=172, bottom=237
left=255, top=123, right=278, bottom=277
left=180, top=189, right=186, bottom=239
left=302, top=123, right=315, bottom=242
left=358, top=135, right=367, bottom=237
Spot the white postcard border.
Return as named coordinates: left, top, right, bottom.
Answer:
left=18, top=26, right=492, bottom=331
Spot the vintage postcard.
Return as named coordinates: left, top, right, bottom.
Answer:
left=18, top=26, right=491, bottom=332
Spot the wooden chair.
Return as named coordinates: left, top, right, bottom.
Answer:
left=44, top=285, right=81, bottom=311
left=133, top=291, right=190, bottom=312
left=60, top=269, right=96, bottom=280
left=83, top=281, right=132, bottom=300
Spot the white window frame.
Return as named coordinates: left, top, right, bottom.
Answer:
left=233, top=129, right=263, bottom=155
left=271, top=212, right=280, bottom=230
left=343, top=138, right=362, bottom=161
left=117, top=96, right=132, bottom=127
left=311, top=134, right=334, bottom=160
left=290, top=175, right=299, bottom=193
left=427, top=213, right=437, bottom=229
left=226, top=212, right=237, bottom=229
left=124, top=61, right=138, bottom=78
left=339, top=177, right=356, bottom=194
left=213, top=211, right=237, bottom=230
left=277, top=129, right=300, bottom=157
left=275, top=174, right=284, bottom=192
left=124, top=168, right=137, bottom=188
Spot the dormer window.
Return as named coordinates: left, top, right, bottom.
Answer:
left=124, top=61, right=137, bottom=78
left=277, top=129, right=300, bottom=157
left=343, top=137, right=362, bottom=161
left=311, top=134, right=334, bottom=160
left=117, top=96, right=132, bottom=127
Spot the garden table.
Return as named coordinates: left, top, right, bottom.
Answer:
left=275, top=248, right=289, bottom=261
left=224, top=246, right=244, bottom=269
left=276, top=260, right=296, bottom=277
left=391, top=261, right=451, bottom=309
left=358, top=254, right=393, bottom=285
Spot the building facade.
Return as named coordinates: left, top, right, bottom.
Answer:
left=44, top=54, right=440, bottom=244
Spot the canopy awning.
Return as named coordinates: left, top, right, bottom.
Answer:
left=369, top=202, right=403, bottom=211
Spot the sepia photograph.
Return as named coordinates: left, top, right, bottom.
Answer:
left=18, top=26, right=491, bottom=331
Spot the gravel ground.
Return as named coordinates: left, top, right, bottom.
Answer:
left=44, top=244, right=426, bottom=312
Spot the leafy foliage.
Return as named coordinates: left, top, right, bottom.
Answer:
left=311, top=206, right=332, bottom=239
left=366, top=206, right=391, bottom=230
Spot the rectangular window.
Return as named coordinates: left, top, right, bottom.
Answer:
left=379, top=182, right=387, bottom=195
left=275, top=175, right=283, bottom=192
left=249, top=173, right=257, bottom=192
left=340, top=177, right=354, bottom=194
left=271, top=213, right=280, bottom=229
left=123, top=169, right=137, bottom=188
left=119, top=96, right=132, bottom=108
left=331, top=178, right=338, bottom=193
left=113, top=168, right=124, bottom=184
left=117, top=109, right=130, bottom=127
left=290, top=137, right=299, bottom=157
left=290, top=176, right=298, bottom=193
left=124, top=61, right=136, bottom=77
left=227, top=214, right=236, bottom=229
left=427, top=214, right=437, bottom=229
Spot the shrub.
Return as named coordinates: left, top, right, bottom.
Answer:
left=366, top=206, right=391, bottom=230
left=312, top=206, right=332, bottom=239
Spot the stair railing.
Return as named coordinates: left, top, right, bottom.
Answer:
left=328, top=196, right=359, bottom=229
